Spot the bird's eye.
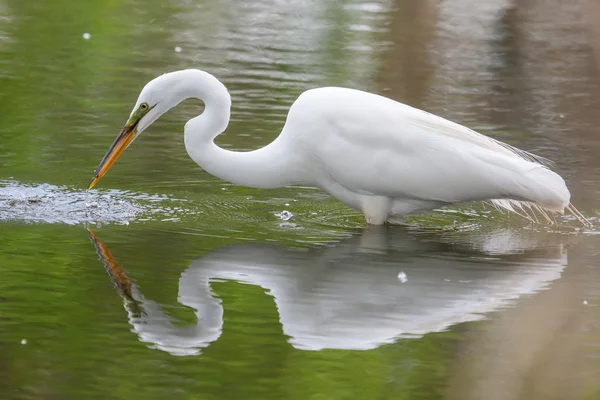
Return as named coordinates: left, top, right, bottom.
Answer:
left=140, top=103, right=149, bottom=110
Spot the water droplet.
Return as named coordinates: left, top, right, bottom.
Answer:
left=82, top=32, right=91, bottom=40
left=398, top=271, right=407, bottom=283
left=20, top=339, right=27, bottom=345
left=174, top=46, right=182, bottom=53
left=275, top=210, right=293, bottom=221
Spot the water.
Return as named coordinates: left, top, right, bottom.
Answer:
left=1, top=0, right=600, bottom=399
left=0, top=180, right=196, bottom=225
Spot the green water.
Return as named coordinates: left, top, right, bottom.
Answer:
left=2, top=1, right=600, bottom=399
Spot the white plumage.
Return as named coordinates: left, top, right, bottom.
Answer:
left=90, top=69, right=589, bottom=226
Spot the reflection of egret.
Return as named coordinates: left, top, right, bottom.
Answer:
left=87, top=69, right=589, bottom=226
left=88, top=227, right=569, bottom=356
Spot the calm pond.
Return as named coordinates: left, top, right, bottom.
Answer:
left=1, top=1, right=600, bottom=399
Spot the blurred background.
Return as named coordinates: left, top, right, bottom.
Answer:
left=1, top=0, right=600, bottom=399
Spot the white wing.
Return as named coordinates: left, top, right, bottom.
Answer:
left=287, top=87, right=569, bottom=212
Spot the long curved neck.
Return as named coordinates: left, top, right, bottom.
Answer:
left=179, top=70, right=302, bottom=189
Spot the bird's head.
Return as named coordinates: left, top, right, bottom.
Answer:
left=88, top=69, right=228, bottom=189
left=87, top=72, right=181, bottom=189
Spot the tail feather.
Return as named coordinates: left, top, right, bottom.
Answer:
left=567, top=203, right=592, bottom=227
left=488, top=166, right=591, bottom=227
left=490, top=198, right=590, bottom=227
left=489, top=199, right=561, bottom=223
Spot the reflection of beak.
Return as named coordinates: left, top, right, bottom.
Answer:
left=88, top=120, right=138, bottom=189
left=87, top=228, right=146, bottom=318
left=87, top=228, right=136, bottom=302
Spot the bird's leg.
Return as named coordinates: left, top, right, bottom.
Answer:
left=361, top=196, right=391, bottom=226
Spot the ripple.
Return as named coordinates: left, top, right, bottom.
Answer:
left=0, top=180, right=200, bottom=226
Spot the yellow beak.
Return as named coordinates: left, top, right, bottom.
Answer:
left=88, top=121, right=138, bottom=189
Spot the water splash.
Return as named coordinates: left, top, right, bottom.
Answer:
left=275, top=210, right=293, bottom=221
left=0, top=180, right=198, bottom=225
left=398, top=271, right=408, bottom=283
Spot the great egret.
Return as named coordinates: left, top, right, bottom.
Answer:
left=88, top=69, right=589, bottom=226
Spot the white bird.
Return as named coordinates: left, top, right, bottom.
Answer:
left=88, top=69, right=589, bottom=226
